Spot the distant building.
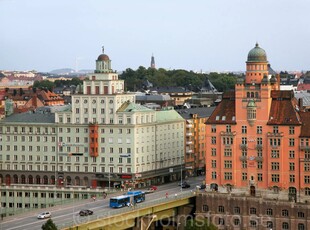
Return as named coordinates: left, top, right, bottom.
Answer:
left=177, top=107, right=215, bottom=176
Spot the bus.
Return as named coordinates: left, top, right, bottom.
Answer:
left=109, top=191, right=145, bottom=208
left=109, top=195, right=131, bottom=208
left=127, top=190, right=145, bottom=203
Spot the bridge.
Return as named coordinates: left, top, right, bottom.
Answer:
left=61, top=191, right=196, bottom=230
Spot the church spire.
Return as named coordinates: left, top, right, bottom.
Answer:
left=150, top=54, right=155, bottom=69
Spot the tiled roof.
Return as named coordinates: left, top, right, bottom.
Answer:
left=267, top=90, right=301, bottom=125
left=205, top=91, right=236, bottom=124
left=0, top=111, right=55, bottom=123
left=299, top=112, right=310, bottom=137
left=176, top=107, right=216, bottom=119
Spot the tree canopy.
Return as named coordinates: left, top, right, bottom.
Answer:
left=120, top=67, right=239, bottom=92
left=41, top=219, right=58, bottom=230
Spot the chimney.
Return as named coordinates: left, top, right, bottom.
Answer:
left=299, top=98, right=303, bottom=109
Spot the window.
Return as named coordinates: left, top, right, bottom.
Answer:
left=289, top=126, right=295, bottom=135
left=289, top=162, right=295, bottom=171
left=241, top=137, right=247, bottom=145
left=211, top=148, right=216, bottom=156
left=211, top=137, right=216, bottom=144
left=267, top=221, right=273, bottom=228
left=257, top=126, right=262, bottom=134
left=242, top=161, right=247, bottom=169
left=249, top=207, right=256, bottom=214
left=224, top=172, right=232, bottom=180
left=224, top=148, right=232, bottom=157
left=304, top=176, right=310, bottom=184
left=233, top=218, right=240, bottom=226
left=289, top=138, right=295, bottom=147
left=226, top=125, right=231, bottom=133
left=273, top=126, right=279, bottom=133
left=282, top=209, right=289, bottom=217
left=257, top=137, right=262, bottom=145
left=211, top=172, right=217, bottom=179
left=211, top=160, right=216, bottom=168
left=224, top=160, right=232, bottom=169
left=242, top=126, right=247, bottom=134
left=290, top=175, right=295, bottom=183
left=211, top=125, right=216, bottom=133
left=271, top=162, right=279, bottom=170
left=266, top=208, right=273, bottom=216
left=298, top=211, right=305, bottom=218
left=218, top=205, right=224, bottom=213
left=233, top=206, right=240, bottom=214
left=271, top=150, right=279, bottom=158
left=305, top=187, right=310, bottom=195
left=289, top=150, right=295, bottom=159
left=257, top=173, right=263, bottom=181
left=250, top=220, right=257, bottom=227
left=242, top=172, right=247, bottom=181
left=298, top=223, right=305, bottom=230
left=282, top=222, right=289, bottom=229
left=202, top=205, right=209, bottom=212
left=272, top=174, right=280, bottom=182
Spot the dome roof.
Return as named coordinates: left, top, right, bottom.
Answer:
left=247, top=43, right=267, bottom=62
left=97, top=54, right=110, bottom=61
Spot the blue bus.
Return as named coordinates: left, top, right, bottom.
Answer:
left=109, top=195, right=131, bottom=208
left=127, top=190, right=145, bottom=203
left=109, top=191, right=145, bottom=208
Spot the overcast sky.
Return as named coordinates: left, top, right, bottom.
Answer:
left=0, top=0, right=309, bottom=72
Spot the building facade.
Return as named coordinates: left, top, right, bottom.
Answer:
left=205, top=43, right=310, bottom=200
left=0, top=48, right=185, bottom=192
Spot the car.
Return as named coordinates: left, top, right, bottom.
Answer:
left=200, top=184, right=206, bottom=190
left=37, top=211, right=51, bottom=219
left=79, top=209, right=94, bottom=216
left=150, top=185, right=158, bottom=191
left=181, top=182, right=190, bottom=188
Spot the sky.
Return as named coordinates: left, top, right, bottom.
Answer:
left=0, top=0, right=310, bottom=73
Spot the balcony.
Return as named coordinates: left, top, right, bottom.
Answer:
left=186, top=124, right=193, bottom=128
left=220, top=131, right=236, bottom=136
left=255, top=156, right=263, bottom=162
left=186, top=133, right=193, bottom=136
left=186, top=141, right=193, bottom=145
left=239, top=156, right=247, bottom=161
left=300, top=145, right=310, bottom=151
left=256, top=144, right=263, bottom=150
left=186, top=149, right=193, bottom=154
left=267, top=132, right=284, bottom=137
left=240, top=144, right=248, bottom=149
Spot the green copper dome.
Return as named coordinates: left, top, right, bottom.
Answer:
left=247, top=43, right=267, bottom=62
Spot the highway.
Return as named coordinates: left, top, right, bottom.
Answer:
left=0, top=176, right=204, bottom=230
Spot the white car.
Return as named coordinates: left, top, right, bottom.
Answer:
left=37, top=211, right=52, bottom=219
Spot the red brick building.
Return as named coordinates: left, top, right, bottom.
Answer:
left=205, top=43, right=310, bottom=200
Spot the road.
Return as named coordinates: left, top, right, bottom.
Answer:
left=0, top=176, right=204, bottom=230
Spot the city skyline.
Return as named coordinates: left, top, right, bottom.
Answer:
left=0, top=0, right=310, bottom=72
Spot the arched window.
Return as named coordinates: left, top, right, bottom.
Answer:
left=298, top=223, right=305, bottom=230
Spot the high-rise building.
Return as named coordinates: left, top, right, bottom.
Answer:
left=0, top=48, right=185, bottom=189
left=205, top=43, right=310, bottom=200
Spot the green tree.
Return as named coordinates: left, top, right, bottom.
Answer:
left=41, top=219, right=58, bottom=230
left=33, top=80, right=55, bottom=91
left=184, top=218, right=217, bottom=230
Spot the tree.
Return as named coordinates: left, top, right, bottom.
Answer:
left=184, top=218, right=217, bottom=230
left=41, top=219, right=58, bottom=230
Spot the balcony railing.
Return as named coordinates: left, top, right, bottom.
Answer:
left=239, top=156, right=247, bottom=161
left=186, top=124, right=193, bottom=128
left=256, top=144, right=263, bottom=150
left=186, top=133, right=193, bottom=136
left=186, top=149, right=193, bottom=154
left=220, top=131, right=236, bottom=136
left=255, top=156, right=263, bottom=162
left=300, top=145, right=310, bottom=151
left=267, top=132, right=284, bottom=137
left=240, top=144, right=248, bottom=149
left=186, top=141, right=193, bottom=145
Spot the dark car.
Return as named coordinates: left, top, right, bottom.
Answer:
left=200, top=184, right=206, bottom=190
left=181, top=182, right=190, bottom=188
left=79, top=209, right=94, bottom=216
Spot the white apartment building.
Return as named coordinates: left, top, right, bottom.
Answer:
left=0, top=48, right=185, bottom=190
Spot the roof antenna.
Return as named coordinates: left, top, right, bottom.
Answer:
left=102, top=46, right=104, bottom=53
